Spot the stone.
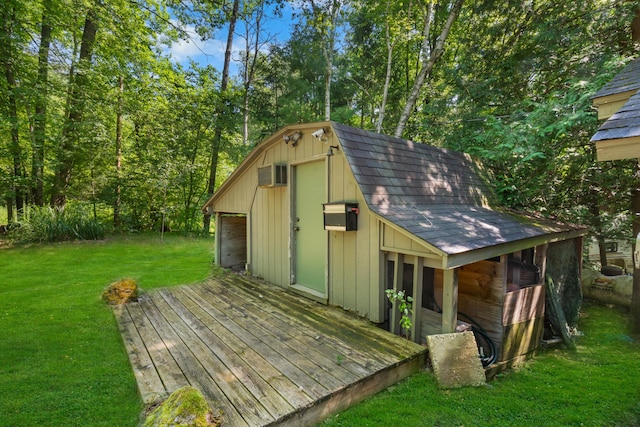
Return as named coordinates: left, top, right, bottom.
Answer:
left=426, top=331, right=486, bottom=389
left=102, top=278, right=138, bottom=305
left=143, top=386, right=221, bottom=427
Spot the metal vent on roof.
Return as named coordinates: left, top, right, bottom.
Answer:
left=258, top=164, right=287, bottom=187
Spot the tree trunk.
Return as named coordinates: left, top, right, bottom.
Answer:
left=50, top=9, right=98, bottom=208
left=242, top=3, right=264, bottom=146
left=376, top=0, right=395, bottom=133
left=114, top=76, right=124, bottom=228
left=202, top=0, right=239, bottom=234
left=32, top=0, right=52, bottom=207
left=1, top=4, right=25, bottom=220
left=394, top=0, right=464, bottom=138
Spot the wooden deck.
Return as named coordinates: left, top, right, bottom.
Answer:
left=113, top=274, right=426, bottom=426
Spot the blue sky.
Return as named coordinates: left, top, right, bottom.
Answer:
left=165, top=3, right=296, bottom=73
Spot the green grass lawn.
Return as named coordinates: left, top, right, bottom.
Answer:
left=0, top=234, right=215, bottom=427
left=1, top=234, right=639, bottom=426
left=322, top=302, right=640, bottom=427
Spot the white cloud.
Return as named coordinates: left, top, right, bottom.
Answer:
left=164, top=22, right=227, bottom=66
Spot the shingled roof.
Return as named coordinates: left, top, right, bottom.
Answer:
left=592, top=57, right=640, bottom=99
left=332, top=123, right=583, bottom=259
left=591, top=90, right=640, bottom=142
left=591, top=57, right=640, bottom=145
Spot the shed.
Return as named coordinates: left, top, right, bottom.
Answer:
left=203, top=122, right=586, bottom=369
left=591, top=57, right=640, bottom=161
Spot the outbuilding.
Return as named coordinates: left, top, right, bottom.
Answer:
left=202, top=122, right=586, bottom=369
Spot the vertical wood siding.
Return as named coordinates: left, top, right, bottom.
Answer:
left=212, top=128, right=385, bottom=323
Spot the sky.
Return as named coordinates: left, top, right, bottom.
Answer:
left=165, top=3, right=296, bottom=73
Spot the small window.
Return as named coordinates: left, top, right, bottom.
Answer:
left=604, top=242, right=618, bottom=253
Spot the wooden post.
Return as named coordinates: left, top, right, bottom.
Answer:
left=442, top=268, right=458, bottom=333
left=214, top=212, right=221, bottom=266
left=411, top=256, right=423, bottom=342
left=391, top=253, right=404, bottom=335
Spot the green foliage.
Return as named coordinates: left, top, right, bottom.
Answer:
left=10, top=204, right=106, bottom=243
left=385, top=289, right=413, bottom=339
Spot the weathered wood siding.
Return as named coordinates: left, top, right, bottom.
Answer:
left=501, top=284, right=545, bottom=361
left=218, top=215, right=247, bottom=269
left=435, top=260, right=506, bottom=352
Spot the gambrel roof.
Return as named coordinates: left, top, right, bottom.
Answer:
left=204, top=122, right=586, bottom=268
left=333, top=123, right=584, bottom=264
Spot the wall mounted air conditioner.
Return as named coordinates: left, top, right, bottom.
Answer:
left=258, top=164, right=287, bottom=187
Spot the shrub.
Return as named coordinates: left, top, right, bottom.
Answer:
left=11, top=204, right=106, bottom=243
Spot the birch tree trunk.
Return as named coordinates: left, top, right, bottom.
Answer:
left=309, top=0, right=342, bottom=122
left=241, top=2, right=265, bottom=146
left=376, top=0, right=396, bottom=133
left=394, top=0, right=464, bottom=138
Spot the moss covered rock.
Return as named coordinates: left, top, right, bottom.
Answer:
left=143, top=386, right=221, bottom=427
left=102, top=278, right=138, bottom=305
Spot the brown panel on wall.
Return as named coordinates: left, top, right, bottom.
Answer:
left=501, top=316, right=544, bottom=361
left=219, top=216, right=247, bottom=269
left=502, top=284, right=545, bottom=326
left=438, top=259, right=505, bottom=350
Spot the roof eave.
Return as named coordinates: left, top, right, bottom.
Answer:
left=201, top=121, right=332, bottom=212
left=593, top=135, right=640, bottom=161
left=444, top=227, right=588, bottom=269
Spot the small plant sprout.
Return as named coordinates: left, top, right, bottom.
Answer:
left=385, top=289, right=413, bottom=341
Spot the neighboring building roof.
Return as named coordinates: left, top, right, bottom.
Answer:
left=333, top=123, right=585, bottom=260
left=592, top=57, right=640, bottom=99
left=591, top=57, right=640, bottom=161
left=591, top=89, right=640, bottom=142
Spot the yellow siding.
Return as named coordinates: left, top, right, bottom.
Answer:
left=327, top=153, right=384, bottom=322
left=382, top=224, right=439, bottom=258
left=213, top=126, right=385, bottom=323
left=213, top=166, right=259, bottom=213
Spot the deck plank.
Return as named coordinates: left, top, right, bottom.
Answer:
left=112, top=305, right=166, bottom=404
left=125, top=302, right=188, bottom=394
left=185, top=284, right=329, bottom=400
left=225, top=275, right=414, bottom=361
left=163, top=287, right=296, bottom=420
left=201, top=280, right=362, bottom=384
left=138, top=294, right=250, bottom=427
left=116, top=275, right=427, bottom=426
left=177, top=285, right=315, bottom=410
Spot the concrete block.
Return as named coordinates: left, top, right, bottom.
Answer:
left=426, top=331, right=486, bottom=388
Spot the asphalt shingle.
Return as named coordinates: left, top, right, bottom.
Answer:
left=332, top=122, right=581, bottom=256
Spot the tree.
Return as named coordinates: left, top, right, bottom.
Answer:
left=303, top=0, right=345, bottom=121
left=31, top=0, right=53, bottom=207
left=0, top=0, right=27, bottom=220
left=203, top=0, right=240, bottom=234
left=394, top=0, right=464, bottom=137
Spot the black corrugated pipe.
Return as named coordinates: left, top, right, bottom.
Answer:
left=458, top=311, right=498, bottom=367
